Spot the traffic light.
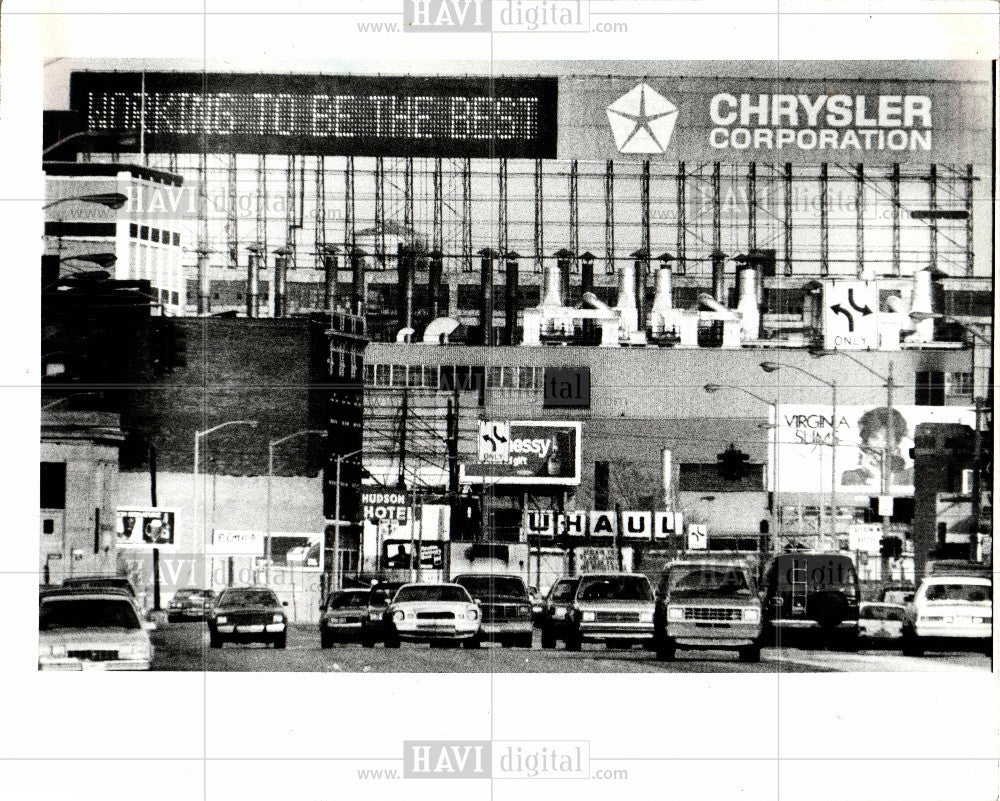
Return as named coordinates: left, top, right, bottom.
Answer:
left=716, top=443, right=751, bottom=481
left=880, top=536, right=903, bottom=560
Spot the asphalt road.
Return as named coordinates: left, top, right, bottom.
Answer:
left=150, top=623, right=992, bottom=673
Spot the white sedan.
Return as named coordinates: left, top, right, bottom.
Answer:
left=383, top=583, right=481, bottom=648
left=903, top=576, right=992, bottom=656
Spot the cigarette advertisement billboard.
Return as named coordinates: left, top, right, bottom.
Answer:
left=461, top=421, right=582, bottom=486
left=773, top=404, right=975, bottom=497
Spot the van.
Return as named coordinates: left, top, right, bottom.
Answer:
left=762, top=552, right=860, bottom=650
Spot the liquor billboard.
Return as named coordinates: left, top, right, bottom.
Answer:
left=115, top=507, right=177, bottom=549
left=461, top=421, right=581, bottom=486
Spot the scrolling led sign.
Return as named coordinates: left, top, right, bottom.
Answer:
left=69, top=73, right=557, bottom=158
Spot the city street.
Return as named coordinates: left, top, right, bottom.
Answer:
left=151, top=623, right=992, bottom=673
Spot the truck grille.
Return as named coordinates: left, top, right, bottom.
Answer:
left=684, top=608, right=742, bottom=622
left=67, top=650, right=119, bottom=661
left=482, top=604, right=523, bottom=622
left=416, top=611, right=455, bottom=620
left=595, top=611, right=640, bottom=623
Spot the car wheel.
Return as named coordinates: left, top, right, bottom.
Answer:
left=168, top=615, right=179, bottom=624
left=540, top=625, right=556, bottom=650
left=273, top=633, right=287, bottom=649
left=738, top=644, right=761, bottom=663
left=516, top=633, right=534, bottom=649
left=384, top=634, right=401, bottom=649
left=837, top=629, right=860, bottom=653
left=209, top=632, right=222, bottom=649
left=362, top=638, right=375, bottom=648
left=564, top=629, right=582, bottom=652
left=464, top=636, right=482, bottom=649
left=320, top=632, right=332, bottom=649
left=656, top=638, right=675, bottom=661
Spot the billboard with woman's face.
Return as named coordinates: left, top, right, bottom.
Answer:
left=773, top=404, right=975, bottom=496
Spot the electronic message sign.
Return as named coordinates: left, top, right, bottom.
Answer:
left=69, top=72, right=558, bottom=158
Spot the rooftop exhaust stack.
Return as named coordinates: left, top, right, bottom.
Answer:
left=906, top=268, right=935, bottom=342
left=648, top=258, right=675, bottom=338
left=273, top=247, right=291, bottom=318
left=321, top=245, right=339, bottom=313
left=478, top=247, right=498, bottom=345
left=504, top=251, right=520, bottom=345
left=540, top=261, right=564, bottom=309
left=614, top=259, right=639, bottom=335
left=712, top=250, right=727, bottom=305
left=246, top=244, right=263, bottom=318
left=736, top=263, right=760, bottom=341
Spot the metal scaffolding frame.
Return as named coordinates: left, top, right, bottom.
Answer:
left=534, top=159, right=544, bottom=274
left=498, top=158, right=509, bottom=263
left=604, top=160, right=615, bottom=275
left=675, top=161, right=686, bottom=274
left=569, top=159, right=580, bottom=270
left=819, top=163, right=829, bottom=276
left=855, top=164, right=865, bottom=277
left=891, top=162, right=901, bottom=276
left=461, top=158, right=472, bottom=273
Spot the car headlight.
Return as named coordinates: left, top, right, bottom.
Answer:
left=128, top=642, right=152, bottom=660
left=215, top=616, right=228, bottom=624
left=667, top=606, right=685, bottom=622
left=369, top=610, right=382, bottom=621
left=393, top=610, right=405, bottom=622
left=553, top=605, right=567, bottom=618
left=743, top=609, right=760, bottom=624
left=42, top=644, right=66, bottom=658
left=467, top=608, right=479, bottom=621
left=519, top=605, right=532, bottom=618
left=639, top=611, right=653, bottom=623
left=974, top=616, right=991, bottom=624
left=581, top=611, right=596, bottom=622
left=272, top=613, right=284, bottom=623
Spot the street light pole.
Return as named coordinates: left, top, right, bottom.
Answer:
left=330, top=448, right=363, bottom=592
left=194, top=420, right=258, bottom=586
left=761, top=363, right=838, bottom=546
left=267, top=430, right=327, bottom=586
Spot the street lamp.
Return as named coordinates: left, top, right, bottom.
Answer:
left=704, top=383, right=781, bottom=551
left=194, top=421, right=259, bottom=578
left=266, top=430, right=328, bottom=585
left=760, top=362, right=839, bottom=545
left=330, top=448, right=364, bottom=592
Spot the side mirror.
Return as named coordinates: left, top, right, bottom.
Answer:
left=474, top=598, right=482, bottom=606
left=282, top=601, right=289, bottom=607
left=143, top=621, right=157, bottom=632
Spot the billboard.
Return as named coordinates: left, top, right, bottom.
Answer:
left=209, top=530, right=263, bottom=556
left=774, top=404, right=976, bottom=496
left=69, top=72, right=558, bottom=158
left=558, top=75, right=991, bottom=165
left=461, top=421, right=581, bottom=486
left=116, top=507, right=177, bottom=549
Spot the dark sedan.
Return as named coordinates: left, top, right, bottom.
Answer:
left=207, top=587, right=288, bottom=648
left=167, top=588, right=217, bottom=622
left=319, top=589, right=371, bottom=647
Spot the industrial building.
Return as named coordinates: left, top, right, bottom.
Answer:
left=41, top=60, right=993, bottom=595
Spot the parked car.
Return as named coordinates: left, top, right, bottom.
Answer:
left=902, top=575, right=992, bottom=656
left=361, top=581, right=406, bottom=647
left=207, top=587, right=288, bottom=648
left=38, top=589, right=153, bottom=671
left=858, top=602, right=906, bottom=644
left=539, top=577, right=581, bottom=649
left=319, top=589, right=371, bottom=648
left=542, top=573, right=654, bottom=651
left=879, top=583, right=915, bottom=606
left=762, top=552, right=860, bottom=650
left=654, top=559, right=763, bottom=662
left=453, top=574, right=533, bottom=648
left=61, top=575, right=137, bottom=599
left=167, top=588, right=217, bottom=622
left=382, top=583, right=481, bottom=648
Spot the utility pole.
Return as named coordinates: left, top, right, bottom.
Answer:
left=447, top=388, right=460, bottom=541
left=398, top=387, right=408, bottom=489
left=150, top=446, right=160, bottom=611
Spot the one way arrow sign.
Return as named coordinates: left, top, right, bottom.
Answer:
left=823, top=281, right=879, bottom=350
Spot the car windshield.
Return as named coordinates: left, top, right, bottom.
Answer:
left=393, top=585, right=471, bottom=604
left=923, top=583, right=991, bottom=603
left=173, top=589, right=197, bottom=599
left=550, top=581, right=578, bottom=602
left=218, top=589, right=278, bottom=607
left=667, top=566, right=754, bottom=597
left=369, top=586, right=401, bottom=606
left=39, top=599, right=141, bottom=631
left=326, top=591, right=368, bottom=609
left=455, top=576, right=526, bottom=599
left=577, top=576, right=652, bottom=602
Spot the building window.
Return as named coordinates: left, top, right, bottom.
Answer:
left=422, top=365, right=438, bottom=388
left=363, top=365, right=375, bottom=385
left=150, top=228, right=160, bottom=243
left=915, top=371, right=946, bottom=406
left=40, top=462, right=66, bottom=510
left=129, top=223, right=138, bottom=238
left=518, top=367, right=534, bottom=390
left=375, top=364, right=390, bottom=386
left=139, top=225, right=149, bottom=240
left=391, top=365, right=407, bottom=387
left=172, top=233, right=181, bottom=246
left=170, top=291, right=179, bottom=305
left=488, top=367, right=502, bottom=388
left=946, top=372, right=973, bottom=398
left=501, top=367, right=517, bottom=389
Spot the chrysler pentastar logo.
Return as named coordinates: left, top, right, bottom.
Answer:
left=606, top=83, right=678, bottom=154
